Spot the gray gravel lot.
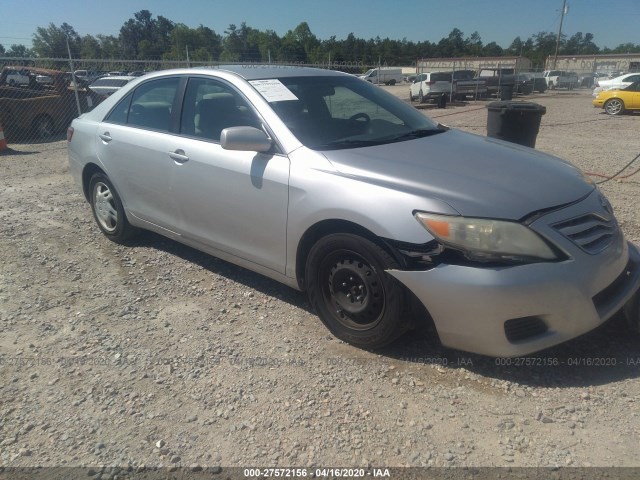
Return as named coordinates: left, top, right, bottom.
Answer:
left=1, top=88, right=639, bottom=472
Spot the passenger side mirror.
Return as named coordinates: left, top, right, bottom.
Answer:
left=220, top=126, right=272, bottom=153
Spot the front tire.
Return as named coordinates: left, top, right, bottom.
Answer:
left=305, top=233, right=409, bottom=348
left=604, top=98, right=625, bottom=115
left=89, top=172, right=138, bottom=242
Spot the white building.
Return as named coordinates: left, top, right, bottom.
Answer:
left=545, top=54, right=640, bottom=74
left=416, top=56, right=532, bottom=73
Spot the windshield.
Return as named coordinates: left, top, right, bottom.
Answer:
left=267, top=75, right=442, bottom=150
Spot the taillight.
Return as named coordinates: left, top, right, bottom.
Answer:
left=67, top=126, right=74, bottom=142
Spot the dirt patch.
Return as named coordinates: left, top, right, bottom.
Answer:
left=1, top=89, right=639, bottom=471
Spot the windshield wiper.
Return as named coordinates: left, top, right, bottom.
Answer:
left=383, top=128, right=447, bottom=143
left=314, top=139, right=387, bottom=150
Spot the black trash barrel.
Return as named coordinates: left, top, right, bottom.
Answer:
left=499, top=84, right=514, bottom=100
left=486, top=101, right=546, bottom=148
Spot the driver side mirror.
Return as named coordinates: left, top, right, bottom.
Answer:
left=221, top=126, right=272, bottom=153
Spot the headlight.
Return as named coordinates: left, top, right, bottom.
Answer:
left=415, top=212, right=558, bottom=263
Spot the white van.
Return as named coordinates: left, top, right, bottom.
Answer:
left=359, top=68, right=403, bottom=85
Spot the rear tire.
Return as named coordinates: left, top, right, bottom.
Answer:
left=89, top=172, right=138, bottom=242
left=305, top=233, right=409, bottom=349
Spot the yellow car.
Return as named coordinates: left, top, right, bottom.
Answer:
left=593, top=82, right=640, bottom=115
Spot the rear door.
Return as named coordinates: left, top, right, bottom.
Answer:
left=95, top=76, right=182, bottom=230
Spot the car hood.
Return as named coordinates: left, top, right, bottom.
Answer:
left=322, top=129, right=594, bottom=220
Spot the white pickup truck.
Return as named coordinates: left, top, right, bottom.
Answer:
left=359, top=68, right=403, bottom=85
left=543, top=70, right=579, bottom=90
left=4, top=68, right=31, bottom=86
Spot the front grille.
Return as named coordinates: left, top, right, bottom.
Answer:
left=504, top=316, right=548, bottom=343
left=552, top=213, right=618, bottom=254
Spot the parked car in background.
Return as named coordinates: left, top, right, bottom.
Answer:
left=448, top=70, right=488, bottom=100
left=73, top=70, right=103, bottom=86
left=542, top=70, right=578, bottom=89
left=88, top=76, right=137, bottom=98
left=1, top=67, right=103, bottom=140
left=35, top=74, right=53, bottom=84
left=67, top=66, right=640, bottom=357
left=359, top=67, right=403, bottom=85
left=409, top=71, right=451, bottom=104
left=579, top=73, right=600, bottom=89
left=3, top=68, right=31, bottom=86
left=519, top=73, right=547, bottom=93
left=478, top=68, right=517, bottom=98
left=593, top=82, right=640, bottom=115
left=594, top=73, right=640, bottom=96
left=514, top=74, right=534, bottom=95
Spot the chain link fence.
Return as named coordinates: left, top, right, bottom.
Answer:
left=0, top=57, right=380, bottom=145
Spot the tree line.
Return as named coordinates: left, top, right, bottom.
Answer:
left=1, top=10, right=639, bottom=69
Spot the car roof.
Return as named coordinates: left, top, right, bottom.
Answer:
left=193, top=65, right=347, bottom=80
left=92, top=75, right=137, bottom=81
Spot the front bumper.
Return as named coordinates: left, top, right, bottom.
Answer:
left=388, top=191, right=640, bottom=357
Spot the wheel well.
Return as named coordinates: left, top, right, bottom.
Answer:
left=295, top=219, right=440, bottom=340
left=81, top=163, right=106, bottom=202
left=295, top=219, right=403, bottom=290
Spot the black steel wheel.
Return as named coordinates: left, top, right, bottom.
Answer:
left=305, top=233, right=409, bottom=348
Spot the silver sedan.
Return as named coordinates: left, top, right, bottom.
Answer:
left=67, top=66, right=640, bottom=356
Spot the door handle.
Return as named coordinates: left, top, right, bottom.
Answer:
left=169, top=149, right=189, bottom=163
left=99, top=132, right=112, bottom=142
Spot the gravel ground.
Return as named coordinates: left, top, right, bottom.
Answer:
left=1, top=88, right=639, bottom=473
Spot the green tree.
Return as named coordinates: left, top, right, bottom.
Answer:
left=96, top=35, right=121, bottom=58
left=482, top=42, right=503, bottom=57
left=465, top=31, right=483, bottom=56
left=119, top=10, right=174, bottom=59
left=32, top=22, right=81, bottom=57
left=80, top=35, right=102, bottom=58
left=5, top=44, right=32, bottom=57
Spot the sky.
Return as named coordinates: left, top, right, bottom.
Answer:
left=1, top=0, right=639, bottom=51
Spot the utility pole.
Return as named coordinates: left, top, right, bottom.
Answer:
left=66, top=36, right=82, bottom=117
left=553, top=0, right=567, bottom=69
